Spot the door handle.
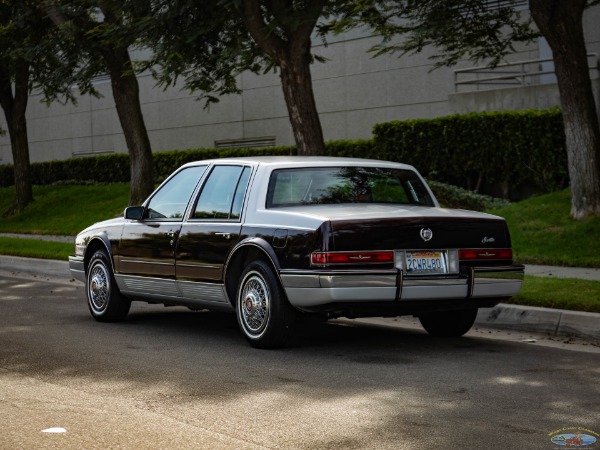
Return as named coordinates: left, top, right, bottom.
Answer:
left=215, top=232, right=231, bottom=240
left=166, top=231, right=178, bottom=246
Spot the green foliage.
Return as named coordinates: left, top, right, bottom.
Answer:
left=0, top=154, right=130, bottom=187
left=373, top=109, right=568, bottom=198
left=153, top=146, right=294, bottom=182
left=142, top=1, right=350, bottom=105
left=428, top=180, right=510, bottom=211
left=46, top=1, right=152, bottom=98
left=331, top=0, right=538, bottom=69
left=141, top=0, right=251, bottom=106
left=0, top=1, right=76, bottom=104
left=0, top=140, right=385, bottom=187
left=324, top=139, right=376, bottom=158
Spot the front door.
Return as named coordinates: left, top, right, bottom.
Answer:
left=116, top=165, right=208, bottom=297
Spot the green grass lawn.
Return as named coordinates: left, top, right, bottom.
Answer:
left=511, top=276, right=600, bottom=313
left=0, top=184, right=130, bottom=235
left=489, top=189, right=600, bottom=268
left=0, top=237, right=72, bottom=261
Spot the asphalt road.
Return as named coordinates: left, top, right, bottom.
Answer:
left=1, top=269, right=599, bottom=450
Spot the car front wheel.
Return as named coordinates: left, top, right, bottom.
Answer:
left=418, top=308, right=478, bottom=337
left=236, top=260, right=297, bottom=348
left=86, top=249, right=131, bottom=322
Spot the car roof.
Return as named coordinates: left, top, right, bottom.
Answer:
left=180, top=156, right=416, bottom=171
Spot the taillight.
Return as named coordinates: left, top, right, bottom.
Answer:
left=311, top=251, right=394, bottom=266
left=459, top=249, right=513, bottom=260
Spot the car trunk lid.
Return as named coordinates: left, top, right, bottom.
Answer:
left=329, top=213, right=510, bottom=251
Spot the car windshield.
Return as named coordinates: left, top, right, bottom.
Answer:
left=266, top=166, right=435, bottom=208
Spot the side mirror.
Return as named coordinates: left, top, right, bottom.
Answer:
left=124, top=206, right=144, bottom=220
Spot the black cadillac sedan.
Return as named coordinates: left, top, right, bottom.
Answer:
left=69, top=156, right=524, bottom=348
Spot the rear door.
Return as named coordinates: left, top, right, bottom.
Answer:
left=175, top=164, right=252, bottom=302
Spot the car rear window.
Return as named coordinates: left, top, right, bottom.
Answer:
left=266, top=167, right=435, bottom=208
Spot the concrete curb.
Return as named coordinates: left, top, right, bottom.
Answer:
left=1, top=255, right=599, bottom=342
left=476, top=304, right=600, bottom=341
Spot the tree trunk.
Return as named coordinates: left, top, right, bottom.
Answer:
left=0, top=62, right=33, bottom=216
left=46, top=4, right=154, bottom=206
left=242, top=0, right=326, bottom=156
left=104, top=47, right=154, bottom=206
left=530, top=0, right=600, bottom=218
left=279, top=50, right=325, bottom=156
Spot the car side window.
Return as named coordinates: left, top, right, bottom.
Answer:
left=193, top=165, right=251, bottom=220
left=230, top=167, right=251, bottom=219
left=146, top=166, right=207, bottom=220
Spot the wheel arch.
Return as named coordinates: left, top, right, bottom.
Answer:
left=224, top=238, right=282, bottom=308
left=83, top=234, right=114, bottom=274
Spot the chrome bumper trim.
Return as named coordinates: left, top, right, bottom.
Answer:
left=68, top=256, right=85, bottom=282
left=280, top=265, right=524, bottom=308
left=470, top=265, right=525, bottom=298
left=280, top=272, right=398, bottom=307
left=284, top=286, right=398, bottom=306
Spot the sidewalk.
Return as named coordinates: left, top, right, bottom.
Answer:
left=0, top=253, right=598, bottom=341
left=525, top=264, right=600, bottom=281
left=0, top=232, right=73, bottom=243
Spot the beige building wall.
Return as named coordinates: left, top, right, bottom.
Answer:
left=0, top=5, right=598, bottom=165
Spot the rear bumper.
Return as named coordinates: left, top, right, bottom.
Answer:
left=280, top=265, right=524, bottom=309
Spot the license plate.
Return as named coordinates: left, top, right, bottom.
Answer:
left=405, top=251, right=448, bottom=274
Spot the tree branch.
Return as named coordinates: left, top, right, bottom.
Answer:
left=242, top=0, right=286, bottom=59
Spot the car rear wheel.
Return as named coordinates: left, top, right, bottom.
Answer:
left=418, top=308, right=478, bottom=337
left=236, top=260, right=297, bottom=348
left=86, top=249, right=131, bottom=322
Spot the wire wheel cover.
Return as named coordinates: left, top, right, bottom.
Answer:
left=89, top=262, right=110, bottom=312
left=240, top=274, right=270, bottom=334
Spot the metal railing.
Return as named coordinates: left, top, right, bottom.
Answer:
left=454, top=53, right=599, bottom=92
left=215, top=136, right=276, bottom=149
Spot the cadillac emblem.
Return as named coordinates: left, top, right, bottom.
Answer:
left=420, top=228, right=433, bottom=242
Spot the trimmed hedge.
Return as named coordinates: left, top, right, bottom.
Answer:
left=0, top=109, right=568, bottom=201
left=0, top=146, right=295, bottom=187
left=153, top=146, right=294, bottom=182
left=373, top=109, right=568, bottom=198
left=323, top=139, right=376, bottom=158
left=0, top=141, right=377, bottom=187
left=0, top=154, right=131, bottom=187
